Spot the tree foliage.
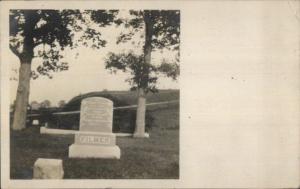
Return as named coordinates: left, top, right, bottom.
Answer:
left=116, top=10, right=180, bottom=51
left=105, top=52, right=159, bottom=93
left=57, top=100, right=66, bottom=108
left=40, top=99, right=51, bottom=108
left=105, top=10, right=180, bottom=93
left=9, top=9, right=118, bottom=79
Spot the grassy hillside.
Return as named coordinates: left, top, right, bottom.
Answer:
left=43, top=89, right=179, bottom=132
left=66, top=89, right=179, bottom=107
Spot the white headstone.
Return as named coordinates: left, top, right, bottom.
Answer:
left=32, top=119, right=39, bottom=126
left=69, top=97, right=121, bottom=159
left=33, top=158, right=64, bottom=179
left=79, top=97, right=113, bottom=132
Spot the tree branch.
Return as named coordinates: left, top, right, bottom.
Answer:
left=34, top=40, right=43, bottom=47
left=9, top=44, right=21, bottom=57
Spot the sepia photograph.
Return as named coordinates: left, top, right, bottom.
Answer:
left=8, top=8, right=180, bottom=180
left=1, top=1, right=300, bottom=189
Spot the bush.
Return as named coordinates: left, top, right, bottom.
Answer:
left=47, top=93, right=155, bottom=133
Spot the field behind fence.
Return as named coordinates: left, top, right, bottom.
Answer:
left=10, top=90, right=180, bottom=133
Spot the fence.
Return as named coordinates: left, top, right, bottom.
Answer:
left=10, top=100, right=179, bottom=133
left=25, top=100, right=179, bottom=117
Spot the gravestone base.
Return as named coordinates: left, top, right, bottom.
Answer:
left=69, top=144, right=120, bottom=159
left=69, top=132, right=121, bottom=159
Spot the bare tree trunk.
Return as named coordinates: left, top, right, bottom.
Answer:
left=12, top=62, right=31, bottom=130
left=133, top=88, right=146, bottom=137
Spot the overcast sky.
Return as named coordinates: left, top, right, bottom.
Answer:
left=9, top=10, right=179, bottom=105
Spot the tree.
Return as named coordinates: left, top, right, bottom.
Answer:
left=107, top=10, right=180, bottom=137
left=40, top=100, right=51, bottom=108
left=57, top=100, right=66, bottom=108
left=9, top=10, right=118, bottom=130
left=30, top=100, right=40, bottom=110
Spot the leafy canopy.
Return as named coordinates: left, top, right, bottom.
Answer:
left=9, top=9, right=118, bottom=79
left=117, top=10, right=180, bottom=50
left=105, top=10, right=180, bottom=93
left=105, top=51, right=179, bottom=93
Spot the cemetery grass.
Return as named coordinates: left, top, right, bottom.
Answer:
left=10, top=102, right=179, bottom=179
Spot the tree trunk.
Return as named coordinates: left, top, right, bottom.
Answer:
left=133, top=88, right=146, bottom=137
left=12, top=62, right=32, bottom=130
left=133, top=11, right=153, bottom=138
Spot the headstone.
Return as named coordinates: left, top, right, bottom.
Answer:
left=79, top=97, right=113, bottom=132
left=33, top=158, right=64, bottom=179
left=32, top=119, right=39, bottom=126
left=68, top=97, right=121, bottom=159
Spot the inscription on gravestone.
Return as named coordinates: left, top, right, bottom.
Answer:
left=80, top=97, right=113, bottom=133
left=80, top=135, right=110, bottom=145
left=75, top=132, right=116, bottom=146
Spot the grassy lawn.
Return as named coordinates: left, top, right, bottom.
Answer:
left=10, top=103, right=179, bottom=179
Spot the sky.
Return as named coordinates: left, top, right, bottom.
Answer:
left=9, top=10, right=179, bottom=105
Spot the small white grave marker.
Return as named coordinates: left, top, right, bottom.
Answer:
left=33, top=158, right=64, bottom=179
left=32, top=119, right=39, bottom=125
